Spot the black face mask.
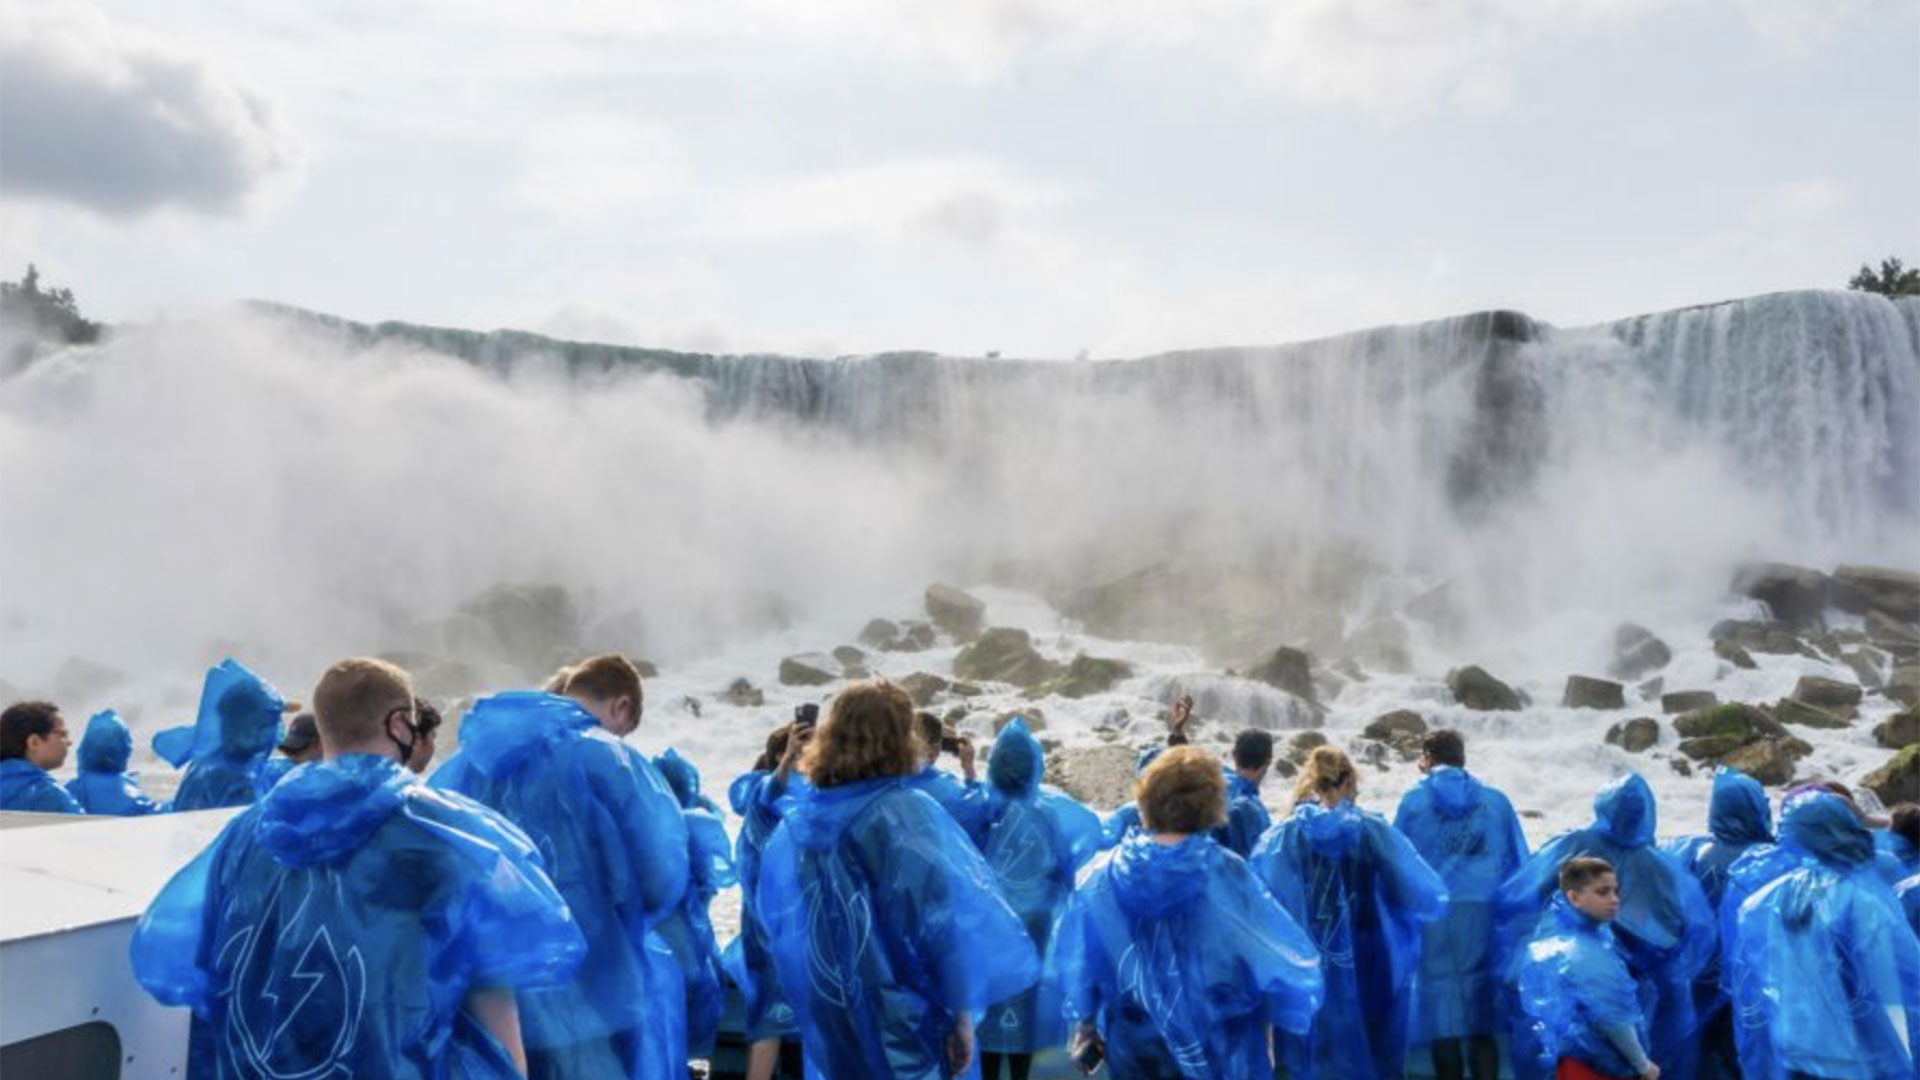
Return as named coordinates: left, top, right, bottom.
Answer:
left=388, top=709, right=419, bottom=766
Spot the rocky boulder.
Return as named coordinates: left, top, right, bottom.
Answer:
left=1044, top=743, right=1141, bottom=811
left=857, top=618, right=902, bottom=650
left=1248, top=646, right=1318, bottom=704
left=1037, top=655, right=1134, bottom=699
left=1868, top=611, right=1920, bottom=658
left=722, top=678, right=765, bottom=708
left=1714, top=639, right=1758, bottom=670
left=1563, top=675, right=1626, bottom=710
left=1721, top=737, right=1811, bottom=787
left=1661, top=690, right=1718, bottom=714
left=954, top=628, right=1063, bottom=688
left=1288, top=730, right=1329, bottom=764
left=1605, top=717, right=1661, bottom=754
left=778, top=653, right=839, bottom=687
left=1733, top=562, right=1830, bottom=625
left=1769, top=697, right=1850, bottom=729
left=1711, top=619, right=1816, bottom=658
left=1670, top=702, right=1807, bottom=784
left=1891, top=665, right=1920, bottom=708
left=1833, top=565, right=1920, bottom=620
left=898, top=672, right=951, bottom=707
left=1363, top=710, right=1428, bottom=757
left=1448, top=665, right=1524, bottom=711
left=924, top=583, right=987, bottom=642
left=898, top=621, right=939, bottom=651
left=1792, top=675, right=1862, bottom=709
left=1866, top=746, right=1920, bottom=806
left=1610, top=623, right=1672, bottom=681
left=1874, top=706, right=1920, bottom=750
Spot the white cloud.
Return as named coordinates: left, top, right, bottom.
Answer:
left=0, top=2, right=298, bottom=215
left=509, top=115, right=690, bottom=218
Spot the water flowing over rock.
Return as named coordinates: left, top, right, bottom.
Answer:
left=1248, top=646, right=1318, bottom=704
left=1833, top=565, right=1920, bottom=620
left=954, top=628, right=1062, bottom=687
left=1563, top=675, right=1626, bottom=710
left=1610, top=624, right=1672, bottom=681
left=1448, top=665, right=1524, bottom=711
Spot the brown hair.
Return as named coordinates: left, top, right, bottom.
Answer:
left=1137, top=746, right=1228, bottom=834
left=753, top=724, right=793, bottom=773
left=804, top=681, right=921, bottom=788
left=1422, top=729, right=1466, bottom=768
left=1292, top=745, right=1358, bottom=807
left=542, top=665, right=575, bottom=693
left=1892, top=804, right=1920, bottom=849
left=312, top=659, right=414, bottom=748
left=561, top=654, right=643, bottom=706
left=1559, top=855, right=1616, bottom=894
left=915, top=711, right=943, bottom=759
left=0, top=701, right=61, bottom=760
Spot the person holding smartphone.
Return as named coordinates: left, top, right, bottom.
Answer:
left=908, top=709, right=992, bottom=847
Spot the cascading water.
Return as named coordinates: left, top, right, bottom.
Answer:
left=0, top=288, right=1914, bottom=835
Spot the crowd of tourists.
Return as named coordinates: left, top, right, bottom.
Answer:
left=3, top=653, right=1919, bottom=1080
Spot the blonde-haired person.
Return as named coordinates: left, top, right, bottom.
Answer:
left=1048, top=745, right=1325, bottom=1078
left=755, top=680, right=1039, bottom=1079
left=131, top=658, right=584, bottom=1079
left=1251, top=744, right=1449, bottom=1080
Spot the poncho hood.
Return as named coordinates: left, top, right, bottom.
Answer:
left=788, top=775, right=897, bottom=851
left=457, top=691, right=597, bottom=778
left=1110, top=830, right=1209, bottom=918
left=77, top=710, right=133, bottom=773
left=1592, top=773, right=1656, bottom=848
left=1779, top=790, right=1873, bottom=869
left=189, top=658, right=286, bottom=762
left=1426, top=767, right=1481, bottom=818
left=1295, top=800, right=1364, bottom=857
left=258, top=754, right=412, bottom=867
left=1709, top=767, right=1774, bottom=846
left=988, top=717, right=1043, bottom=797
left=656, top=747, right=717, bottom=812
left=0, top=759, right=55, bottom=804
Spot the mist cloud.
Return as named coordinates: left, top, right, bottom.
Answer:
left=0, top=4, right=296, bottom=216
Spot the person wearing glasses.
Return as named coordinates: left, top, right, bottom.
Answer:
left=131, top=657, right=584, bottom=1078
left=432, top=654, right=691, bottom=1080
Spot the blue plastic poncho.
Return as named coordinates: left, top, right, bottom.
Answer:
left=63, top=710, right=158, bottom=816
left=1901, top=873, right=1920, bottom=938
left=1099, top=744, right=1164, bottom=849
left=170, top=659, right=286, bottom=812
left=758, top=776, right=1040, bottom=1080
left=1496, top=773, right=1713, bottom=1080
left=1876, top=828, right=1920, bottom=885
left=1514, top=893, right=1650, bottom=1078
left=723, top=767, right=810, bottom=1042
left=429, top=692, right=690, bottom=1080
left=976, top=719, right=1104, bottom=1054
left=1252, top=800, right=1448, bottom=1080
left=1215, top=771, right=1273, bottom=858
left=0, top=756, right=82, bottom=813
left=1728, top=791, right=1920, bottom=1080
left=656, top=747, right=722, bottom=816
left=906, top=762, right=993, bottom=847
left=1050, top=831, right=1325, bottom=1079
left=653, top=804, right=736, bottom=1058
left=1392, top=766, right=1529, bottom=1043
left=129, top=754, right=585, bottom=1079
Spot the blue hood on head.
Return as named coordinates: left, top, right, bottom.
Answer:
left=1110, top=831, right=1209, bottom=918
left=457, top=691, right=597, bottom=778
left=77, top=710, right=133, bottom=773
left=1296, top=800, right=1364, bottom=857
left=188, top=658, right=285, bottom=762
left=1709, top=767, right=1774, bottom=846
left=257, top=754, right=412, bottom=867
left=1426, top=767, right=1481, bottom=818
left=655, top=747, right=705, bottom=810
left=1779, top=790, right=1873, bottom=868
left=787, top=776, right=895, bottom=851
left=988, top=717, right=1043, bottom=796
left=1592, top=773, right=1656, bottom=848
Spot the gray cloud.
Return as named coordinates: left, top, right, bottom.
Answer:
left=0, top=5, right=296, bottom=216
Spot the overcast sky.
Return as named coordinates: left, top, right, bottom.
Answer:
left=1, top=0, right=1916, bottom=357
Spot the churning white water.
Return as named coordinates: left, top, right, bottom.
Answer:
left=1, top=289, right=1915, bottom=838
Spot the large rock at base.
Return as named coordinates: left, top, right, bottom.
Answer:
left=1874, top=706, right=1920, bottom=750
left=722, top=678, right=765, bottom=708
left=1833, top=565, right=1920, bottom=620
left=1563, top=675, right=1626, bottom=710
left=447, top=582, right=584, bottom=679
left=1606, top=717, right=1661, bottom=754
left=1768, top=697, right=1850, bottom=730
left=1038, top=655, right=1134, bottom=699
left=778, top=653, right=839, bottom=687
left=1866, top=746, right=1920, bottom=806
left=858, top=618, right=902, bottom=650
left=1673, top=702, right=1784, bottom=742
left=924, top=583, right=987, bottom=642
left=1868, top=611, right=1920, bottom=657
left=954, top=628, right=1063, bottom=687
left=1661, top=690, right=1718, bottom=715
left=1044, top=744, right=1141, bottom=812
left=1733, top=562, right=1830, bottom=626
left=1448, top=665, right=1524, bottom=711
left=1721, top=737, right=1811, bottom=787
left=1792, top=675, right=1863, bottom=709
left=1888, top=665, right=1920, bottom=708
left=1248, top=647, right=1318, bottom=704
left=1363, top=709, right=1428, bottom=748
left=1711, top=619, right=1817, bottom=658
left=1714, top=639, right=1758, bottom=670
left=1610, top=624, right=1672, bottom=681
left=898, top=672, right=951, bottom=707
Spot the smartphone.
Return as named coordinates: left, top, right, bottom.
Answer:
left=1071, top=1037, right=1104, bottom=1074
left=793, top=703, right=819, bottom=729
left=940, top=734, right=962, bottom=753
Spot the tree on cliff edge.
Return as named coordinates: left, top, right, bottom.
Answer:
left=1848, top=257, right=1920, bottom=298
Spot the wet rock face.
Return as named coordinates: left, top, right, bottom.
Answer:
left=1447, top=665, right=1524, bottom=711
left=1606, top=717, right=1661, bottom=754
left=858, top=618, right=901, bottom=650
left=924, top=583, right=986, bottom=642
left=1791, top=675, right=1862, bottom=709
left=1874, top=706, right=1920, bottom=750
left=1671, top=702, right=1807, bottom=785
left=1610, top=624, right=1672, bottom=681
left=1035, top=655, right=1133, bottom=699
left=1714, top=639, right=1758, bottom=670
left=1832, top=565, right=1920, bottom=621
left=778, top=653, right=838, bottom=687
left=954, top=627, right=1063, bottom=687
left=1733, top=562, right=1830, bottom=626
left=1891, top=665, right=1920, bottom=708
left=898, top=672, right=951, bottom=707
left=1867, top=746, right=1920, bottom=806
left=1768, top=697, right=1850, bottom=730
left=1661, top=690, right=1718, bottom=715
left=1363, top=710, right=1427, bottom=758
left=1248, top=646, right=1317, bottom=704
left=1563, top=675, right=1625, bottom=710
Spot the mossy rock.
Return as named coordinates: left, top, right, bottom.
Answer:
left=1678, top=734, right=1748, bottom=761
left=1721, top=737, right=1808, bottom=787
left=1674, top=703, right=1768, bottom=741
left=1034, top=654, right=1134, bottom=699
left=1865, top=745, right=1920, bottom=805
left=955, top=627, right=1064, bottom=687
left=1873, top=706, right=1920, bottom=750
left=1563, top=675, right=1626, bottom=710
left=1606, top=718, right=1661, bottom=754
left=1447, top=665, right=1524, bottom=711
